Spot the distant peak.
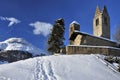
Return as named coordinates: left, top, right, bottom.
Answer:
left=0, top=37, right=46, bottom=56
left=4, top=37, right=28, bottom=44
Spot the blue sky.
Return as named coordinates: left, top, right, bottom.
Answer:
left=0, top=0, right=120, bottom=51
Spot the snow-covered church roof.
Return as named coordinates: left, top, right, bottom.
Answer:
left=70, top=21, right=80, bottom=25
left=70, top=30, right=116, bottom=44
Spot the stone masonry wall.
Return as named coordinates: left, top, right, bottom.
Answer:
left=86, top=35, right=116, bottom=47
left=73, top=34, right=118, bottom=47
left=66, top=45, right=120, bottom=56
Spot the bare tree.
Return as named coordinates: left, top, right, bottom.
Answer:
left=113, top=25, right=120, bottom=44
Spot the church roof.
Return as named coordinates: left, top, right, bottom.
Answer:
left=94, top=5, right=109, bottom=17
left=94, top=6, right=101, bottom=17
left=70, top=30, right=116, bottom=43
left=70, top=21, right=80, bottom=25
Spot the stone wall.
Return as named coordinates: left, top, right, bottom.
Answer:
left=66, top=45, right=120, bottom=56
left=73, top=35, right=82, bottom=45
left=73, top=34, right=118, bottom=47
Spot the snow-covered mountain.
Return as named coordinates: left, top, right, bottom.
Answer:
left=0, top=38, right=46, bottom=56
left=0, top=54, right=120, bottom=80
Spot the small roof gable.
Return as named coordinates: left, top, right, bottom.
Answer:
left=69, top=30, right=86, bottom=40
left=70, top=21, right=80, bottom=25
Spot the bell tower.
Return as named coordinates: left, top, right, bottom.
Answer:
left=69, top=21, right=80, bottom=38
left=69, top=21, right=80, bottom=44
left=93, top=6, right=110, bottom=39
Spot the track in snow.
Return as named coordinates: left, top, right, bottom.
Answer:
left=34, top=57, right=57, bottom=80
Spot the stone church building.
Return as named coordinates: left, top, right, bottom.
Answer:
left=66, top=6, right=120, bottom=56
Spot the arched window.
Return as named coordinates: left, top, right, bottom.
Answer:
left=96, top=18, right=99, bottom=26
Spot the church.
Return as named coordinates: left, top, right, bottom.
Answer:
left=66, top=6, right=120, bottom=56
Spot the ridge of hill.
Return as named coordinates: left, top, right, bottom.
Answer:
left=0, top=54, right=120, bottom=80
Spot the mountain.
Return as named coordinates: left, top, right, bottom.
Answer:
left=0, top=38, right=45, bottom=56
left=0, top=54, right=120, bottom=80
left=0, top=38, right=47, bottom=62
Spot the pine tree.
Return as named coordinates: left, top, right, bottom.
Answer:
left=47, top=18, right=65, bottom=54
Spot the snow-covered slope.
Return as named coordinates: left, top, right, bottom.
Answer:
left=0, top=54, right=120, bottom=80
left=0, top=38, right=46, bottom=56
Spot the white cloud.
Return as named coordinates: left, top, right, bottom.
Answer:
left=29, top=21, right=52, bottom=37
left=0, top=16, right=21, bottom=27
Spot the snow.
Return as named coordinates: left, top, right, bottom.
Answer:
left=70, top=21, right=80, bottom=25
left=0, top=38, right=46, bottom=56
left=95, top=55, right=119, bottom=72
left=0, top=61, right=8, bottom=64
left=0, top=54, right=120, bottom=80
left=113, top=63, right=119, bottom=69
left=68, top=45, right=120, bottom=50
left=74, top=30, right=117, bottom=43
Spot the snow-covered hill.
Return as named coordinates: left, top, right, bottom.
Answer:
left=0, top=38, right=46, bottom=56
left=0, top=54, right=120, bottom=80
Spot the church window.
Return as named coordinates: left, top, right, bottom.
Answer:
left=96, top=18, right=99, bottom=26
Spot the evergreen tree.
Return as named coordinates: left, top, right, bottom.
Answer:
left=47, top=18, right=65, bottom=54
